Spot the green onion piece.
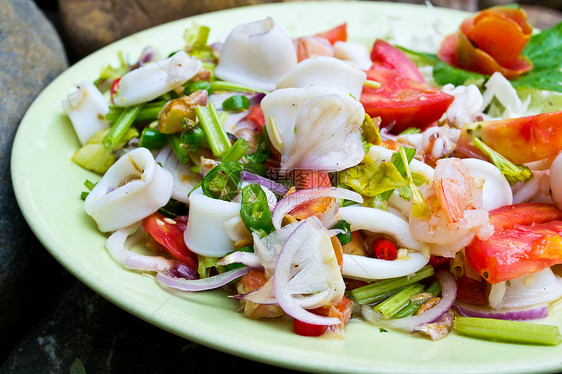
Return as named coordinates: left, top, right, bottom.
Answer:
left=102, top=104, right=143, bottom=149
left=393, top=280, right=442, bottom=318
left=373, top=283, right=425, bottom=318
left=195, top=104, right=231, bottom=157
left=210, top=80, right=269, bottom=94
left=166, top=134, right=190, bottom=164
left=454, top=317, right=562, bottom=346
left=350, top=265, right=434, bottom=304
left=80, top=191, right=89, bottom=200
left=222, top=95, right=251, bottom=112
left=364, top=79, right=381, bottom=89
left=139, top=128, right=168, bottom=149
left=399, top=127, right=422, bottom=135
left=83, top=179, right=97, bottom=191
left=184, top=80, right=212, bottom=96
left=221, top=138, right=249, bottom=162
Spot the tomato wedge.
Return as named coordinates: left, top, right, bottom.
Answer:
left=465, top=203, right=562, bottom=284
left=360, top=69, right=454, bottom=134
left=370, top=39, right=425, bottom=82
left=243, top=105, right=266, bottom=133
left=314, top=23, right=347, bottom=45
left=456, top=111, right=562, bottom=164
left=142, top=213, right=197, bottom=269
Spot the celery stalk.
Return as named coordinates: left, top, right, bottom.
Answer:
left=195, top=104, right=231, bottom=157
left=103, top=104, right=143, bottom=149
left=374, top=283, right=425, bottom=318
left=454, top=317, right=562, bottom=346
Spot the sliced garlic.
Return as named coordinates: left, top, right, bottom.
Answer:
left=113, top=51, right=201, bottom=107
left=276, top=56, right=367, bottom=100
left=62, top=80, right=109, bottom=145
left=214, top=18, right=297, bottom=91
left=85, top=148, right=173, bottom=232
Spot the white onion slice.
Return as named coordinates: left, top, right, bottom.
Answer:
left=273, top=218, right=343, bottom=325
left=62, top=80, right=109, bottom=145
left=113, top=51, right=201, bottom=107
left=361, top=271, right=457, bottom=332
left=342, top=253, right=429, bottom=281
left=276, top=56, right=367, bottom=100
left=271, top=187, right=363, bottom=233
left=217, top=251, right=262, bottom=268
left=156, top=267, right=251, bottom=292
left=338, top=206, right=424, bottom=251
left=85, top=148, right=173, bottom=232
left=105, top=223, right=175, bottom=272
left=455, top=301, right=549, bottom=321
left=214, top=18, right=297, bottom=91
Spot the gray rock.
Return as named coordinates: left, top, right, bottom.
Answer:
left=0, top=0, right=68, bottom=361
left=0, top=277, right=292, bottom=374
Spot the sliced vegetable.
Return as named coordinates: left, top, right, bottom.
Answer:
left=222, top=95, right=251, bottom=112
left=454, top=317, right=561, bottom=346
left=372, top=237, right=398, bottom=261
left=456, top=110, right=562, bottom=165
left=370, top=39, right=425, bottom=82
left=465, top=203, right=562, bottom=284
left=195, top=102, right=232, bottom=157
left=201, top=161, right=243, bottom=201
left=240, top=183, right=275, bottom=237
left=360, top=69, right=454, bottom=134
left=315, top=23, right=347, bottom=44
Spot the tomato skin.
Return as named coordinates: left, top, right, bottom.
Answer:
left=360, top=69, right=454, bottom=134
left=456, top=111, right=562, bottom=164
left=243, top=105, right=266, bottom=132
left=370, top=39, right=425, bottom=82
left=110, top=78, right=121, bottom=103
left=293, top=319, right=328, bottom=337
left=314, top=23, right=347, bottom=44
left=465, top=203, right=562, bottom=284
left=142, top=213, right=197, bottom=269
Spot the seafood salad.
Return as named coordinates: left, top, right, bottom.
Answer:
left=63, top=5, right=562, bottom=344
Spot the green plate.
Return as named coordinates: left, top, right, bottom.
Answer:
left=11, top=2, right=562, bottom=373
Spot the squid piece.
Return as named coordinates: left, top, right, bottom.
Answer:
left=276, top=56, right=367, bottom=100
left=461, top=158, right=512, bottom=211
left=113, top=51, right=202, bottom=107
left=214, top=18, right=297, bottom=91
left=333, top=41, right=373, bottom=71
left=85, top=148, right=173, bottom=232
left=62, top=80, right=109, bottom=145
left=261, top=86, right=365, bottom=172
left=155, top=145, right=201, bottom=204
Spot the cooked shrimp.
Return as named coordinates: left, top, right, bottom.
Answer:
left=409, top=158, right=493, bottom=258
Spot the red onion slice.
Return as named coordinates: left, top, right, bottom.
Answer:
left=272, top=187, right=363, bottom=233
left=155, top=266, right=251, bottom=292
left=454, top=301, right=549, bottom=321
left=241, top=170, right=290, bottom=195
left=361, top=270, right=457, bottom=333
left=273, top=219, right=342, bottom=326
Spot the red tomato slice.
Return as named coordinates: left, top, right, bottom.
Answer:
left=142, top=213, right=197, bottom=269
left=243, top=105, right=266, bottom=133
left=314, top=23, right=347, bottom=45
left=465, top=203, right=562, bottom=284
left=293, top=319, right=328, bottom=337
left=370, top=39, right=425, bottom=82
left=360, top=69, right=454, bottom=134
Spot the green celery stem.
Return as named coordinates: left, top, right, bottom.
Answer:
left=221, top=138, right=249, bottom=162
left=350, top=265, right=434, bottom=305
left=374, top=283, right=425, bottom=318
left=393, top=280, right=442, bottom=318
left=103, top=104, right=143, bottom=149
left=195, top=104, right=231, bottom=157
left=210, top=80, right=269, bottom=94
left=454, top=317, right=562, bottom=346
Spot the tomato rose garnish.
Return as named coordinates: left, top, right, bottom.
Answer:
left=438, top=6, right=533, bottom=79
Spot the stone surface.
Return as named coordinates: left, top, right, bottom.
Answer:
left=0, top=0, right=68, bottom=364
left=0, top=277, right=294, bottom=374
